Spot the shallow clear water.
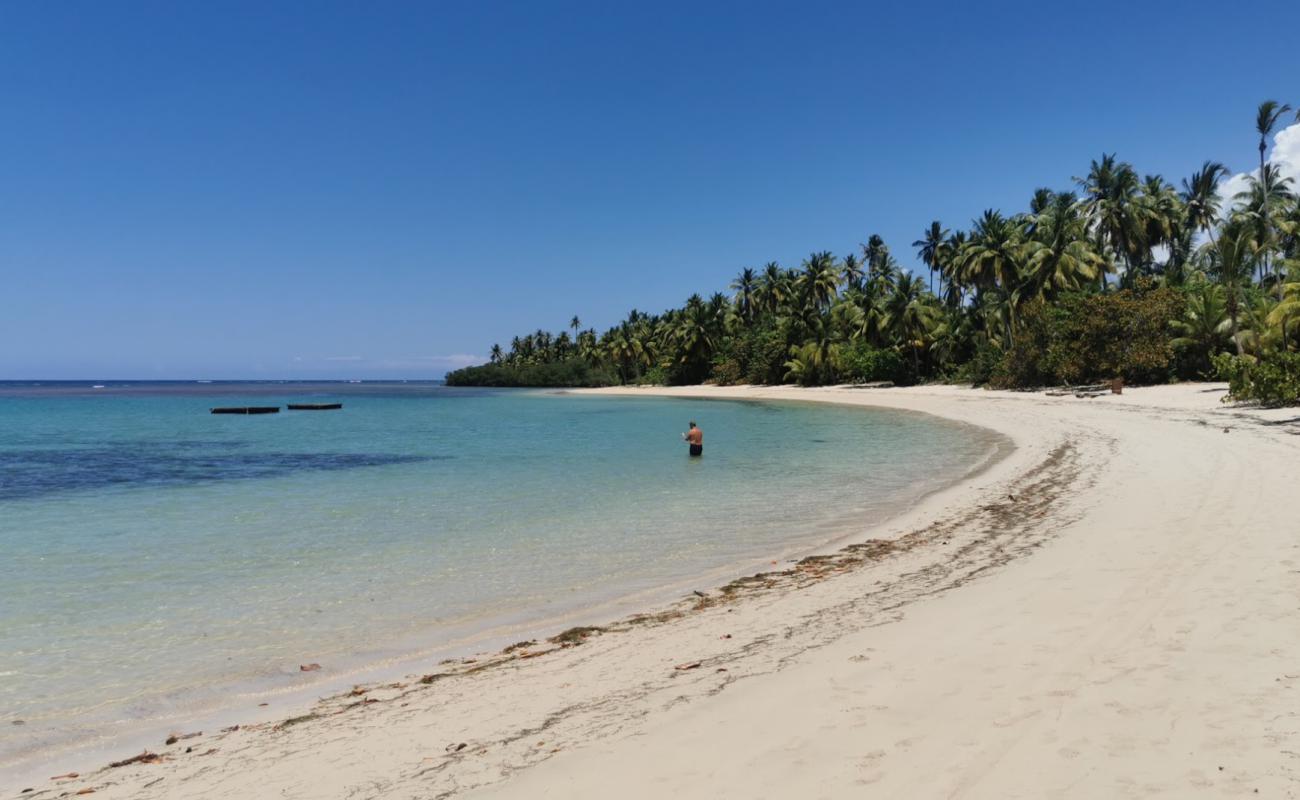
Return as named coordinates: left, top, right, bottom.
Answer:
left=0, top=381, right=1004, bottom=771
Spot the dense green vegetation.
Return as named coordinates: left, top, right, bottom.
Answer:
left=443, top=359, right=615, bottom=388
left=446, top=101, right=1300, bottom=405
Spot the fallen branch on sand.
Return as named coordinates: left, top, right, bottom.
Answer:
left=108, top=751, right=161, bottom=768
left=164, top=731, right=201, bottom=745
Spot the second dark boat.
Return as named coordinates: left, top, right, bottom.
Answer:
left=286, top=403, right=343, bottom=411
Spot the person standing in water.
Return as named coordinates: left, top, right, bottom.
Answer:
left=684, top=421, right=703, bottom=457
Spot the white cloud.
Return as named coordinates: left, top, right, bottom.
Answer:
left=1219, top=121, right=1300, bottom=216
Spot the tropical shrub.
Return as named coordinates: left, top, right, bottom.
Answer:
left=1214, top=351, right=1300, bottom=406
left=710, top=322, right=788, bottom=385
left=991, top=283, right=1185, bottom=388
left=1051, top=284, right=1185, bottom=385
left=953, top=341, right=1003, bottom=386
left=744, top=326, right=792, bottom=385
left=839, top=341, right=905, bottom=384
left=989, top=301, right=1059, bottom=389
left=637, top=366, right=671, bottom=386
left=708, top=350, right=744, bottom=385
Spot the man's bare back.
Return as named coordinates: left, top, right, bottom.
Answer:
left=685, top=421, right=703, bottom=456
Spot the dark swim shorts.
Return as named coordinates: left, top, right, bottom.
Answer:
left=689, top=444, right=703, bottom=457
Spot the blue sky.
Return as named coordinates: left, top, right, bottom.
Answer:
left=2, top=0, right=1298, bottom=379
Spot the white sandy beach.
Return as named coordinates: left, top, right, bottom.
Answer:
left=12, top=383, right=1300, bottom=799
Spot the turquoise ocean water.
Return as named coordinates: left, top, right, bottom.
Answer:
left=0, top=381, right=1005, bottom=777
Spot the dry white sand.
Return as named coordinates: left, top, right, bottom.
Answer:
left=14, top=383, right=1300, bottom=799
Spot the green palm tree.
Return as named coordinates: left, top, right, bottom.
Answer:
left=927, top=306, right=975, bottom=373
left=783, top=330, right=842, bottom=386
left=1029, top=188, right=1056, bottom=216
left=707, top=291, right=730, bottom=322
left=841, top=279, right=888, bottom=345
left=1266, top=272, right=1300, bottom=351
left=1255, top=100, right=1294, bottom=296
left=862, top=235, right=899, bottom=291
left=1078, top=153, right=1145, bottom=285
left=939, top=231, right=967, bottom=308
left=670, top=294, right=717, bottom=378
left=1181, top=161, right=1229, bottom=248
left=1170, top=282, right=1233, bottom=375
left=1235, top=164, right=1297, bottom=290
left=959, top=210, right=1022, bottom=293
left=577, top=330, right=599, bottom=364
left=829, top=295, right=863, bottom=341
left=875, top=252, right=902, bottom=295
left=1216, top=216, right=1260, bottom=355
left=730, top=267, right=758, bottom=324
left=913, top=221, right=950, bottom=295
left=781, top=343, right=818, bottom=385
left=958, top=211, right=1027, bottom=343
left=1139, top=174, right=1183, bottom=276
left=1019, top=192, right=1107, bottom=302
left=798, top=251, right=840, bottom=311
left=1256, top=101, right=1293, bottom=186
left=840, top=253, right=865, bottom=293
left=1238, top=292, right=1277, bottom=355
left=489, top=343, right=504, bottom=364
left=757, top=262, right=787, bottom=315
left=882, top=274, right=940, bottom=374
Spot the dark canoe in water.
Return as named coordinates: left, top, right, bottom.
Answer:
left=286, top=403, right=343, bottom=411
left=211, top=406, right=280, bottom=415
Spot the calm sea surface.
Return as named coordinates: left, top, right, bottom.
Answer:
left=0, top=381, right=1005, bottom=775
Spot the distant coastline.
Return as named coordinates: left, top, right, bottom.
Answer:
left=0, top=379, right=447, bottom=397
left=443, top=360, right=613, bottom=387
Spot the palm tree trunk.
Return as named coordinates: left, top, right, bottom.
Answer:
left=1228, top=292, right=1244, bottom=356
left=1259, top=144, right=1283, bottom=301
left=1260, top=144, right=1267, bottom=288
